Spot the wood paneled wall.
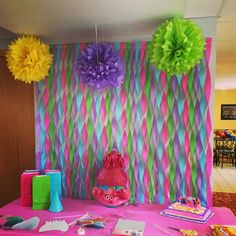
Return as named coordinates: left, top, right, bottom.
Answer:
left=0, top=50, right=35, bottom=207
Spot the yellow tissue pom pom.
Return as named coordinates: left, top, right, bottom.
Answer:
left=6, top=35, right=53, bottom=83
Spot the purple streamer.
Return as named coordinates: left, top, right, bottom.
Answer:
left=195, top=100, right=201, bottom=126
left=172, top=101, right=179, bottom=127
left=171, top=76, right=178, bottom=94
left=196, top=133, right=202, bottom=159
left=174, top=133, right=180, bottom=157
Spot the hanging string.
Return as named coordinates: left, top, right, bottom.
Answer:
left=95, top=22, right=99, bottom=64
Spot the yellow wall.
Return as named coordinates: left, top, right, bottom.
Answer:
left=214, top=90, right=236, bottom=129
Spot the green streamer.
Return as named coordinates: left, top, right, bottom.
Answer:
left=166, top=74, right=176, bottom=202
left=167, top=115, right=174, bottom=136
left=189, top=99, right=195, bottom=127
left=191, top=161, right=198, bottom=197
left=87, top=118, right=93, bottom=141
left=105, top=91, right=111, bottom=114
left=146, top=107, right=153, bottom=140
left=188, top=69, right=194, bottom=95
left=145, top=65, right=151, bottom=100
left=147, top=148, right=155, bottom=202
left=127, top=132, right=135, bottom=203
left=88, top=144, right=94, bottom=194
left=125, top=43, right=131, bottom=92
left=167, top=140, right=174, bottom=158
left=190, top=133, right=196, bottom=157
left=48, top=46, right=56, bottom=169
left=169, top=164, right=176, bottom=201
left=86, top=92, right=93, bottom=114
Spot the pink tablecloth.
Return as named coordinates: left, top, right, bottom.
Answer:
left=0, top=199, right=236, bottom=236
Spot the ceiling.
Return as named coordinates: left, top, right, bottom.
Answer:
left=0, top=0, right=235, bottom=89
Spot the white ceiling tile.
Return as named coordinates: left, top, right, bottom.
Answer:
left=0, top=0, right=185, bottom=42
left=184, top=0, right=223, bottom=18
left=218, top=0, right=236, bottom=17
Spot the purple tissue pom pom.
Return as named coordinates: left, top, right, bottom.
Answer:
left=73, top=43, right=125, bottom=89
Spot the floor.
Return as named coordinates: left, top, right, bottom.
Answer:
left=212, top=164, right=236, bottom=193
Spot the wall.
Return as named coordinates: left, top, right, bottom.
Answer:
left=214, top=89, right=236, bottom=129
left=0, top=51, right=35, bottom=207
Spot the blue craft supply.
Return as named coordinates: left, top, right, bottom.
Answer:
left=49, top=191, right=63, bottom=212
left=45, top=171, right=62, bottom=200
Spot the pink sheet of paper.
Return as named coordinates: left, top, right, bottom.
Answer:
left=0, top=198, right=236, bottom=236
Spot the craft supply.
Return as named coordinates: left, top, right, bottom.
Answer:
left=54, top=214, right=85, bottom=219
left=68, top=212, right=89, bottom=226
left=0, top=216, right=40, bottom=231
left=210, top=224, right=236, bottom=236
left=11, top=216, right=40, bottom=230
left=45, top=171, right=62, bottom=200
left=169, top=227, right=198, bottom=236
left=39, top=220, right=68, bottom=232
left=112, top=219, right=145, bottom=236
left=76, top=214, right=106, bottom=229
left=20, top=172, right=40, bottom=206
left=32, top=175, right=50, bottom=210
left=49, top=191, right=63, bottom=212
left=77, top=227, right=86, bottom=235
left=1, top=216, right=24, bottom=230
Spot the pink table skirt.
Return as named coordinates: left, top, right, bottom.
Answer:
left=0, top=198, right=236, bottom=236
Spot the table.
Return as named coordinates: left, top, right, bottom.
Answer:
left=0, top=199, right=236, bottom=235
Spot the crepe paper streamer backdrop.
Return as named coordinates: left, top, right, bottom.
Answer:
left=35, top=39, right=213, bottom=206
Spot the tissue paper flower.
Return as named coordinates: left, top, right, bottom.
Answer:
left=73, top=43, right=125, bottom=89
left=6, top=35, right=52, bottom=83
left=149, top=17, right=205, bottom=76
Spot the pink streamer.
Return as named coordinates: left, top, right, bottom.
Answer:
left=140, top=42, right=146, bottom=88
left=162, top=149, right=169, bottom=203
left=162, top=122, right=168, bottom=145
left=45, top=137, right=51, bottom=170
left=206, top=110, right=212, bottom=139
left=160, top=71, right=167, bottom=87
left=100, top=98, right=106, bottom=123
left=82, top=125, right=88, bottom=144
left=120, top=87, right=127, bottom=107
left=141, top=95, right=147, bottom=115
left=143, top=143, right=149, bottom=202
left=120, top=42, right=126, bottom=58
left=44, top=112, right=50, bottom=132
left=61, top=45, right=67, bottom=88
left=182, top=74, right=188, bottom=94
left=122, top=131, right=128, bottom=149
left=206, top=144, right=213, bottom=206
left=183, top=100, right=189, bottom=127
left=121, top=110, right=127, bottom=129
left=161, top=92, right=167, bottom=117
left=101, top=128, right=108, bottom=150
left=81, top=97, right=87, bottom=119
left=43, top=88, right=49, bottom=108
left=204, top=38, right=212, bottom=103
left=141, top=120, right=147, bottom=138
left=83, top=151, right=90, bottom=199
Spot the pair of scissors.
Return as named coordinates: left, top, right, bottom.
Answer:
left=168, top=227, right=198, bottom=236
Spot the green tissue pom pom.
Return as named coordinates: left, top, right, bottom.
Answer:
left=149, top=17, right=205, bottom=76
